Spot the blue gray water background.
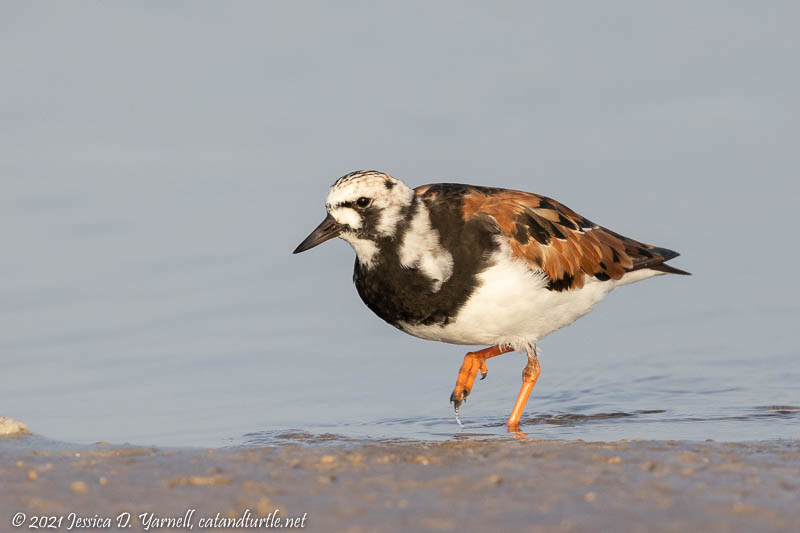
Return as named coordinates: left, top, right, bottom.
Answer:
left=2, top=2, right=798, bottom=447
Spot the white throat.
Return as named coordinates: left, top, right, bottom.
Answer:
left=340, top=233, right=379, bottom=268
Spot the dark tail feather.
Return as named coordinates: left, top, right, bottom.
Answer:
left=648, top=246, right=691, bottom=276
left=628, top=246, right=691, bottom=276
left=651, top=263, right=691, bottom=276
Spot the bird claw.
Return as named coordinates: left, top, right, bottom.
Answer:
left=450, top=353, right=490, bottom=427
left=479, top=359, right=488, bottom=380
left=450, top=390, right=467, bottom=426
left=450, top=390, right=467, bottom=406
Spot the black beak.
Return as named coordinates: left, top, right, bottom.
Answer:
left=293, top=214, right=345, bottom=254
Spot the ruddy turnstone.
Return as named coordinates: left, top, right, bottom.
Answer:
left=293, top=170, right=689, bottom=429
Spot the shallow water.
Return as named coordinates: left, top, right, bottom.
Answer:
left=1, top=3, right=798, bottom=448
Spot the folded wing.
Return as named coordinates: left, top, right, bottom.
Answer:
left=458, top=187, right=689, bottom=291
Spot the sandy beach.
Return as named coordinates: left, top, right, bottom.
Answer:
left=2, top=428, right=798, bottom=533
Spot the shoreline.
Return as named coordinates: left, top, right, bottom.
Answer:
left=2, top=427, right=798, bottom=532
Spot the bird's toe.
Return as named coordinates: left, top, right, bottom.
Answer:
left=450, top=389, right=468, bottom=410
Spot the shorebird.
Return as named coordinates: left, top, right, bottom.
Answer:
left=293, top=170, right=689, bottom=429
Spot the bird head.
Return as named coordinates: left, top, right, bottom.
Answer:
left=293, top=170, right=415, bottom=265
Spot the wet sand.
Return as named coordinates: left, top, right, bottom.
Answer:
left=2, top=430, right=799, bottom=533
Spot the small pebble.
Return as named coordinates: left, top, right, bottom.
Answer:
left=71, top=481, right=88, bottom=493
left=0, top=417, right=28, bottom=435
left=486, top=474, right=503, bottom=486
left=641, top=461, right=657, bottom=472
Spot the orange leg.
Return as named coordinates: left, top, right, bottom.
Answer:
left=507, top=354, right=541, bottom=430
left=450, top=345, right=514, bottom=423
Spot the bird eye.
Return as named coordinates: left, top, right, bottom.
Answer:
left=356, top=197, right=371, bottom=208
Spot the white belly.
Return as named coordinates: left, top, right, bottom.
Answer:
left=398, top=248, right=662, bottom=351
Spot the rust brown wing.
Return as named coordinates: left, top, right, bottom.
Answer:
left=458, top=187, right=689, bottom=291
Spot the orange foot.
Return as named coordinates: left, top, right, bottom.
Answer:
left=449, top=345, right=514, bottom=425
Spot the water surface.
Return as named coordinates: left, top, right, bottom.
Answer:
left=1, top=3, right=798, bottom=447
